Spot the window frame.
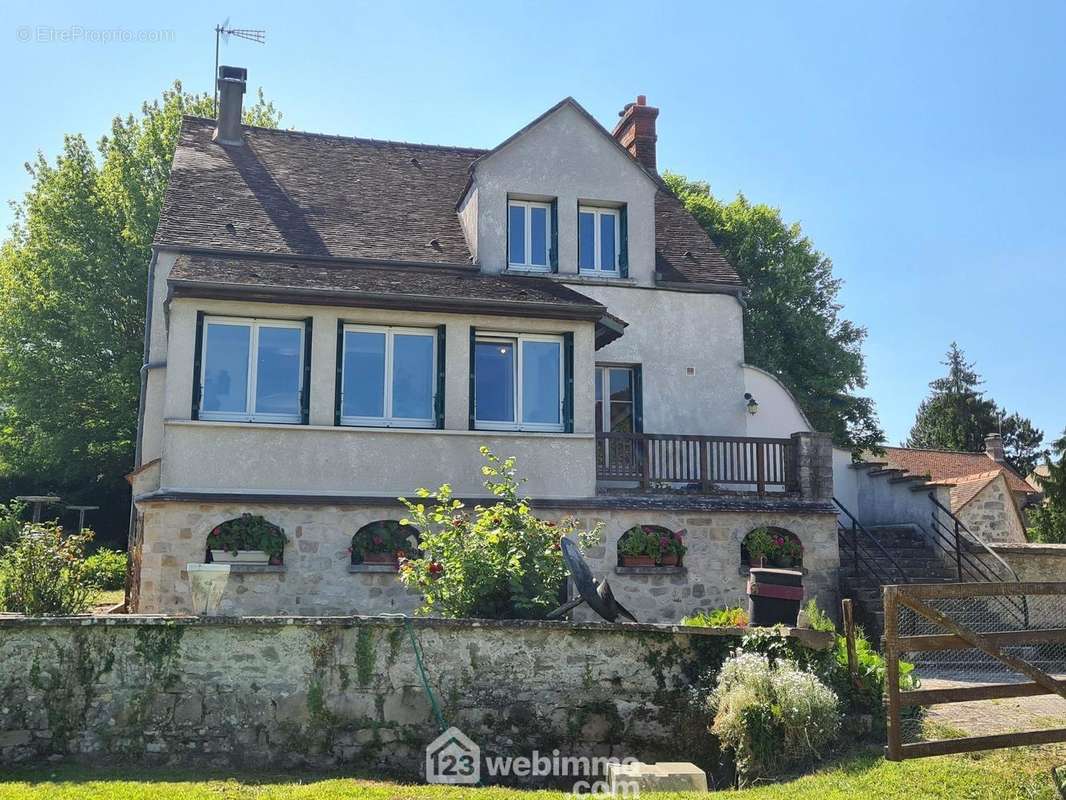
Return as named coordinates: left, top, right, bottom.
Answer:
left=578, top=206, right=621, bottom=274
left=507, top=199, right=553, bottom=272
left=339, top=323, right=438, bottom=429
left=474, top=331, right=565, bottom=432
left=198, top=315, right=306, bottom=424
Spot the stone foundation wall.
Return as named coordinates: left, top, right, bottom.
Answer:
left=0, top=615, right=832, bottom=771
left=134, top=500, right=839, bottom=623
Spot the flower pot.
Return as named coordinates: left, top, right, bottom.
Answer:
left=770, top=554, right=795, bottom=568
left=660, top=554, right=679, bottom=567
left=210, top=549, right=270, bottom=565
left=187, top=563, right=230, bottom=615
left=621, top=554, right=656, bottom=567
left=361, top=552, right=400, bottom=567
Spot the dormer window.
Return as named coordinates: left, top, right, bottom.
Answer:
left=508, top=200, right=553, bottom=271
left=579, top=205, right=627, bottom=275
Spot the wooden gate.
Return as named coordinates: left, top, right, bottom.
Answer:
left=883, top=582, right=1066, bottom=761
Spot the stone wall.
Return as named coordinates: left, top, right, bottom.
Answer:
left=134, top=499, right=839, bottom=622
left=957, top=476, right=1028, bottom=544
left=0, top=615, right=832, bottom=772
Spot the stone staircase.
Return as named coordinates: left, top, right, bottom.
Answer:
left=838, top=523, right=956, bottom=641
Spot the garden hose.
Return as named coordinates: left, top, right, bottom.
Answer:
left=378, top=613, right=447, bottom=733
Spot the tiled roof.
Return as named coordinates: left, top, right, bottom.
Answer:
left=169, top=252, right=614, bottom=319
left=880, top=447, right=1037, bottom=495
left=155, top=115, right=742, bottom=288
left=949, top=472, right=1000, bottom=511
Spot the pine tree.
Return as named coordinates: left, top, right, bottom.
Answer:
left=1029, top=430, right=1066, bottom=543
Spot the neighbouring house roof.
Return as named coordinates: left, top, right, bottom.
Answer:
left=1027, top=464, right=1050, bottom=492
left=155, top=115, right=743, bottom=288
left=948, top=471, right=1002, bottom=512
left=168, top=252, right=627, bottom=344
left=879, top=446, right=1038, bottom=496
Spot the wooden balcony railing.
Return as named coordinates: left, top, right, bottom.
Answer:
left=596, top=432, right=793, bottom=496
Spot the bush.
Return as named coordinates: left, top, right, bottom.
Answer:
left=709, top=651, right=841, bottom=785
left=0, top=500, right=26, bottom=550
left=0, top=523, right=98, bottom=614
left=802, top=598, right=837, bottom=633
left=683, top=606, right=749, bottom=628
left=397, top=448, right=603, bottom=619
left=84, top=547, right=128, bottom=590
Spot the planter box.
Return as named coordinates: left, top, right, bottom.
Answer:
left=211, top=549, right=270, bottom=565
left=360, top=552, right=400, bottom=567
left=620, top=554, right=656, bottom=567
left=660, top=554, right=680, bottom=567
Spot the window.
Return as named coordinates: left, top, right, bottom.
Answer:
left=474, top=333, right=564, bottom=431
left=339, top=325, right=437, bottom=427
left=579, top=206, right=620, bottom=273
left=508, top=200, right=552, bottom=270
left=595, top=366, right=638, bottom=435
left=198, top=316, right=306, bottom=423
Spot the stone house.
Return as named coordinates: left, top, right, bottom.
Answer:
left=128, top=66, right=838, bottom=621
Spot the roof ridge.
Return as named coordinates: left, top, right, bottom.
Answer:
left=883, top=445, right=991, bottom=456
left=181, top=115, right=489, bottom=155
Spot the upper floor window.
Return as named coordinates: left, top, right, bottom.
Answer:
left=579, top=206, right=624, bottom=274
left=197, top=316, right=308, bottom=424
left=339, top=324, right=440, bottom=428
left=472, top=331, right=570, bottom=432
left=508, top=200, right=552, bottom=271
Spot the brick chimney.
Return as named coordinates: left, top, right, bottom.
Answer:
left=985, top=433, right=1006, bottom=464
left=612, top=95, right=659, bottom=172
left=213, top=65, right=247, bottom=146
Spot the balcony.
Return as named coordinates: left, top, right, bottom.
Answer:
left=596, top=432, right=800, bottom=496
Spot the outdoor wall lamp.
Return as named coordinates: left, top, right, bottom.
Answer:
left=744, top=393, right=759, bottom=415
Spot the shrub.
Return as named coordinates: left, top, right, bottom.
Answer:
left=84, top=547, right=128, bottom=590
left=397, top=448, right=602, bottom=619
left=207, top=514, right=287, bottom=562
left=0, top=523, right=98, bottom=614
left=683, top=606, right=749, bottom=628
left=350, top=520, right=419, bottom=564
left=0, top=500, right=26, bottom=551
left=709, top=651, right=841, bottom=785
left=802, top=599, right=836, bottom=633
left=743, top=528, right=774, bottom=564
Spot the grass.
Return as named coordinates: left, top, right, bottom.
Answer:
left=90, top=589, right=124, bottom=610
left=1, top=745, right=1064, bottom=800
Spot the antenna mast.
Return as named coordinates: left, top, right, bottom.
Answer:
left=213, top=22, right=266, bottom=114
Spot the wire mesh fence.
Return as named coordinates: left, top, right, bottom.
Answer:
left=883, top=582, right=1066, bottom=758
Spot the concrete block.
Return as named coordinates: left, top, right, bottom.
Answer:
left=608, top=760, right=708, bottom=793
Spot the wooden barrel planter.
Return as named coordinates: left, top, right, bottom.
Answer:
left=747, top=567, right=804, bottom=626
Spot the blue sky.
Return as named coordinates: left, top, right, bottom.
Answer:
left=2, top=0, right=1063, bottom=447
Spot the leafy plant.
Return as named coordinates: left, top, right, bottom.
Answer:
left=619, top=525, right=685, bottom=563
left=769, top=532, right=803, bottom=566
left=744, top=528, right=774, bottom=564
left=350, top=521, right=418, bottom=563
left=802, top=599, right=836, bottom=633
left=397, top=448, right=602, bottom=619
left=708, top=651, right=841, bottom=785
left=683, top=606, right=749, bottom=628
left=207, top=515, right=287, bottom=562
left=0, top=500, right=26, bottom=550
left=0, top=523, right=98, bottom=614
left=83, top=547, right=128, bottom=590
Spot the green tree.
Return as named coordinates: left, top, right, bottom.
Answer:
left=907, top=343, right=1046, bottom=474
left=663, top=173, right=883, bottom=454
left=1029, top=430, right=1066, bottom=543
left=0, top=82, right=280, bottom=542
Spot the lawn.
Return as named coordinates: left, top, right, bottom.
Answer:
left=1, top=745, right=1063, bottom=800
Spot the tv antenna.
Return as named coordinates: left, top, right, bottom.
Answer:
left=214, top=19, right=266, bottom=113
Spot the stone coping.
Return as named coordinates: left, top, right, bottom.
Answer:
left=0, top=613, right=834, bottom=649
left=348, top=564, right=399, bottom=573
left=225, top=564, right=285, bottom=573
left=989, top=542, right=1066, bottom=556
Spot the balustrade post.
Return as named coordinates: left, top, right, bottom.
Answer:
left=755, top=442, right=767, bottom=496
left=640, top=435, right=651, bottom=491
left=699, top=440, right=711, bottom=493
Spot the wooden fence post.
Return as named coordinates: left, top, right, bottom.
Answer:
left=883, top=585, right=903, bottom=761
left=842, top=598, right=860, bottom=689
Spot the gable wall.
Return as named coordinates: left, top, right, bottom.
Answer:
left=473, top=104, right=658, bottom=285
left=957, top=475, right=1028, bottom=543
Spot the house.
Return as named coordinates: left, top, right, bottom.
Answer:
left=128, top=66, right=839, bottom=621
left=859, top=434, right=1040, bottom=543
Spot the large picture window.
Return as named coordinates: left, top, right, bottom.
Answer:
left=198, top=316, right=306, bottom=423
left=340, top=325, right=437, bottom=427
left=474, top=333, right=564, bottom=431
left=508, top=200, right=552, bottom=271
left=578, top=206, right=620, bottom=273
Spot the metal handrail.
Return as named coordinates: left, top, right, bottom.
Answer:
left=928, top=492, right=1021, bottom=582
left=833, top=498, right=910, bottom=585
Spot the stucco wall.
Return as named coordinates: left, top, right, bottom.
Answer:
left=854, top=471, right=950, bottom=530
left=742, top=365, right=812, bottom=439
left=832, top=448, right=859, bottom=521
left=134, top=498, right=839, bottom=621
left=957, top=475, right=1028, bottom=544
left=573, top=284, right=748, bottom=436
left=472, top=103, right=659, bottom=285
left=0, top=615, right=832, bottom=770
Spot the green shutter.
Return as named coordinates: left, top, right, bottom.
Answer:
left=300, top=317, right=313, bottom=425
left=468, top=326, right=477, bottom=430
left=334, top=321, right=344, bottom=426
left=632, top=365, right=644, bottom=433
left=618, top=205, right=629, bottom=278
left=549, top=198, right=559, bottom=272
left=563, top=332, right=574, bottom=434
left=191, top=311, right=205, bottom=420
left=435, top=325, right=446, bottom=429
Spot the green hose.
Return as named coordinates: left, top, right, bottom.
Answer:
left=380, top=613, right=447, bottom=733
